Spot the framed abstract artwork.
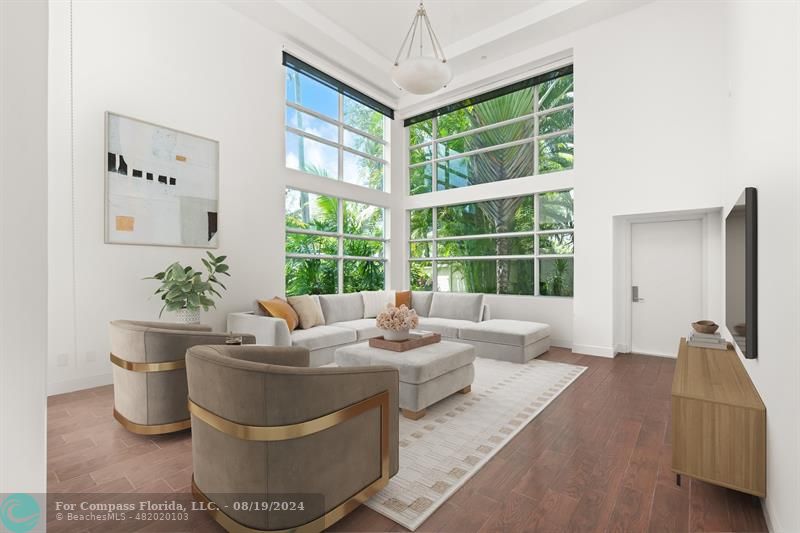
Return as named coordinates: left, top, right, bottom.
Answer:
left=105, top=112, right=219, bottom=248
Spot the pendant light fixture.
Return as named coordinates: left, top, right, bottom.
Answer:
left=392, top=2, right=453, bottom=95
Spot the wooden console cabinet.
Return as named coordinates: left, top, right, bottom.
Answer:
left=671, top=338, right=766, bottom=497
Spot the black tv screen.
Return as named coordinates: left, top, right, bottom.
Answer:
left=725, top=187, right=757, bottom=358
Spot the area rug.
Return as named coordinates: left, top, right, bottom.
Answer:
left=365, top=357, right=586, bottom=531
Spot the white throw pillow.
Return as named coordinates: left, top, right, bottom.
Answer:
left=362, top=290, right=396, bottom=318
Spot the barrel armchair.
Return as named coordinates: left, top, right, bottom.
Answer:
left=109, top=320, right=255, bottom=435
left=186, top=344, right=399, bottom=532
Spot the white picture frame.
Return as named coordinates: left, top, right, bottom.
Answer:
left=104, top=112, right=220, bottom=248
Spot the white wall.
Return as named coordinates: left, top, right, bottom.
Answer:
left=47, top=0, right=393, bottom=394
left=724, top=2, right=800, bottom=531
left=570, top=0, right=730, bottom=355
left=0, top=0, right=48, bottom=492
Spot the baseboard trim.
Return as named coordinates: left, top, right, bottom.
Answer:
left=762, top=497, right=777, bottom=533
left=48, top=373, right=112, bottom=396
left=550, top=338, right=571, bottom=349
left=571, top=344, right=616, bottom=358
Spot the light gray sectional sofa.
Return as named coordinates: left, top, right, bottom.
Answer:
left=228, top=291, right=550, bottom=366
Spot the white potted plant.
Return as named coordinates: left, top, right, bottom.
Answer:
left=376, top=304, right=419, bottom=341
left=145, top=252, right=230, bottom=324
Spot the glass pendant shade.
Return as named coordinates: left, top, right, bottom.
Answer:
left=392, top=56, right=453, bottom=95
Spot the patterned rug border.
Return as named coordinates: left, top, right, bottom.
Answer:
left=366, top=358, right=587, bottom=531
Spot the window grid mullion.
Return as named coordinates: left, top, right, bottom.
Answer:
left=533, top=85, right=540, bottom=178
left=431, top=116, right=438, bottom=193
left=407, top=128, right=572, bottom=169
left=534, top=193, right=541, bottom=296
left=286, top=126, right=389, bottom=165
left=337, top=198, right=344, bottom=293
left=432, top=206, right=438, bottom=291
left=287, top=253, right=388, bottom=262
left=338, top=93, right=344, bottom=183
left=286, top=101, right=388, bottom=146
left=407, top=102, right=573, bottom=151
left=338, top=92, right=344, bottom=290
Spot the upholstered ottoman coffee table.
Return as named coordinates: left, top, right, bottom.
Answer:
left=458, top=319, right=551, bottom=363
left=335, top=340, right=475, bottom=420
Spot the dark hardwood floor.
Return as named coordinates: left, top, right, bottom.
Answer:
left=47, top=348, right=766, bottom=532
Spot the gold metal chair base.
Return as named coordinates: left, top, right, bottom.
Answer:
left=189, top=391, right=391, bottom=532
left=191, top=473, right=388, bottom=533
left=113, top=408, right=190, bottom=435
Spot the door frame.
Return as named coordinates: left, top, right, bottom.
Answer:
left=613, top=208, right=722, bottom=356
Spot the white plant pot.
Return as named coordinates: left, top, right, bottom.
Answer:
left=175, top=308, right=201, bottom=324
left=383, top=328, right=410, bottom=341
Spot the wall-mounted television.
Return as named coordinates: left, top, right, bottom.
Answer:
left=725, top=187, right=757, bottom=359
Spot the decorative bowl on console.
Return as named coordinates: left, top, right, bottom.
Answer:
left=691, top=320, right=719, bottom=334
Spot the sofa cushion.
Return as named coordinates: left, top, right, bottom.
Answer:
left=411, top=292, right=433, bottom=317
left=395, top=290, right=412, bottom=308
left=287, top=295, right=325, bottom=330
left=335, top=340, right=475, bottom=384
left=257, top=298, right=299, bottom=332
left=318, top=293, right=364, bottom=325
left=418, top=317, right=476, bottom=338
left=361, top=290, right=396, bottom=318
left=458, top=319, right=550, bottom=346
left=429, top=293, right=485, bottom=322
left=330, top=319, right=382, bottom=341
left=291, top=326, right=356, bottom=351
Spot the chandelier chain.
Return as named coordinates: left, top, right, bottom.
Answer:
left=393, top=1, right=448, bottom=66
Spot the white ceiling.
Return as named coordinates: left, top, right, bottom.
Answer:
left=303, top=0, right=546, bottom=62
left=222, top=0, right=650, bottom=110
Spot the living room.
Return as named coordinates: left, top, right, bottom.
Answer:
left=2, top=0, right=799, bottom=532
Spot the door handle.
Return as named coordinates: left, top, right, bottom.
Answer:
left=632, top=286, right=645, bottom=303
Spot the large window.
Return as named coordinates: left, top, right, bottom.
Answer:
left=284, top=62, right=390, bottom=191
left=285, top=188, right=387, bottom=295
left=408, top=69, right=574, bottom=195
left=409, top=190, right=573, bottom=296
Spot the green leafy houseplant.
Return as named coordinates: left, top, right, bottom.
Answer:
left=146, top=252, right=230, bottom=317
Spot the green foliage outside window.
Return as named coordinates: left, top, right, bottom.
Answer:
left=285, top=188, right=386, bottom=296
left=409, top=74, right=574, bottom=195
left=409, top=190, right=574, bottom=297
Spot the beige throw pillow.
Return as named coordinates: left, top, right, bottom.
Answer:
left=287, top=295, right=325, bottom=329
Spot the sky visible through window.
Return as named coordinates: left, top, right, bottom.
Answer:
left=285, top=70, right=387, bottom=190
left=285, top=73, right=338, bottom=176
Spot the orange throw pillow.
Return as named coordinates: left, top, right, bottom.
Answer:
left=395, top=290, right=412, bottom=309
left=258, top=298, right=299, bottom=332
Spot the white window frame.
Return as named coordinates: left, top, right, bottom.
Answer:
left=408, top=190, right=574, bottom=296
left=286, top=188, right=389, bottom=294
left=284, top=69, right=390, bottom=191
left=408, top=81, right=574, bottom=194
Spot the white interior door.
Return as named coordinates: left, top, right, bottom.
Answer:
left=631, top=219, right=703, bottom=357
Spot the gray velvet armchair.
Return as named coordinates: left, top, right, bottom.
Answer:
left=109, top=320, right=255, bottom=435
left=185, top=344, right=399, bottom=532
